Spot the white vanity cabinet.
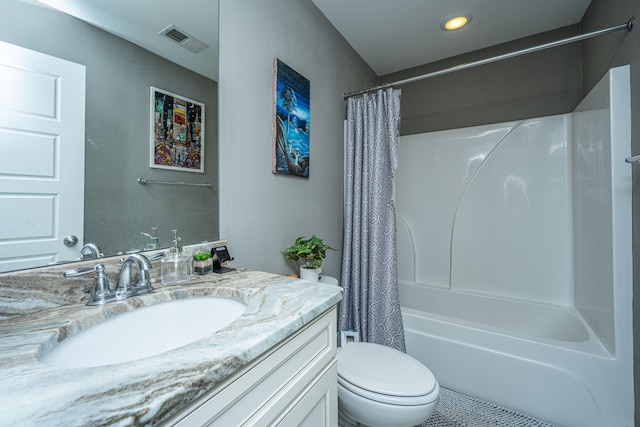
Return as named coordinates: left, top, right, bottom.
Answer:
left=169, top=306, right=338, bottom=426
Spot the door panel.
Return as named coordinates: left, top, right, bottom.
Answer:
left=0, top=41, right=85, bottom=272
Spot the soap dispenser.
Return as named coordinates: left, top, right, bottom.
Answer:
left=141, top=227, right=159, bottom=250
left=161, top=229, right=191, bottom=285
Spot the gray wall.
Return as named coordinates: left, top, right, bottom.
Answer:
left=1, top=1, right=218, bottom=256
left=382, top=25, right=583, bottom=136
left=218, top=0, right=377, bottom=279
left=581, top=0, right=640, bottom=423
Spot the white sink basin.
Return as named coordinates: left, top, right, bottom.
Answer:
left=40, top=297, right=247, bottom=368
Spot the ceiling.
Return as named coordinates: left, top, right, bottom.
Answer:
left=27, top=0, right=594, bottom=81
left=28, top=0, right=219, bottom=81
left=312, top=0, right=593, bottom=76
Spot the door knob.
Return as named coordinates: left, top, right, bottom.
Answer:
left=63, top=235, right=79, bottom=247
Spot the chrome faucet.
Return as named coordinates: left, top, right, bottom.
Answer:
left=80, top=242, right=104, bottom=259
left=116, top=253, right=154, bottom=299
left=64, top=253, right=155, bottom=306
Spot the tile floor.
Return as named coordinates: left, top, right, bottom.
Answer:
left=418, top=387, right=557, bottom=427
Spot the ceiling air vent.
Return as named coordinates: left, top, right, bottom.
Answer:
left=159, top=25, right=209, bottom=54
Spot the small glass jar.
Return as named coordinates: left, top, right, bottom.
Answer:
left=161, top=251, right=191, bottom=285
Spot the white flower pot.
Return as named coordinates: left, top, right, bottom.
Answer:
left=300, top=266, right=321, bottom=282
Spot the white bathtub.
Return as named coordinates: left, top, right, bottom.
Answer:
left=400, top=283, right=621, bottom=427
left=402, top=284, right=593, bottom=346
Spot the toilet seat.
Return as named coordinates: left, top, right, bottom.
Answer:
left=338, top=376, right=438, bottom=406
left=337, top=342, right=438, bottom=405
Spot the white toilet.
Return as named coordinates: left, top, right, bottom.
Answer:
left=318, top=276, right=439, bottom=426
left=336, top=341, right=439, bottom=427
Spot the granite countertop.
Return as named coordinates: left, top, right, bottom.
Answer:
left=0, top=268, right=343, bottom=426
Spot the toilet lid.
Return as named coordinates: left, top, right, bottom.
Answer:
left=337, top=342, right=437, bottom=399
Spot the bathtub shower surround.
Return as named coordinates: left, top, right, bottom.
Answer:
left=340, top=88, right=405, bottom=351
left=396, top=66, right=632, bottom=427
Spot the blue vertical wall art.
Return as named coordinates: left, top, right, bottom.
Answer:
left=272, top=59, right=310, bottom=178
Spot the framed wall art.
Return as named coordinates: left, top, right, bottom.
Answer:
left=150, top=87, right=205, bottom=173
left=272, top=59, right=310, bottom=178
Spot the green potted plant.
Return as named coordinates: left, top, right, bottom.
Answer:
left=192, top=251, right=213, bottom=275
left=284, top=235, right=336, bottom=281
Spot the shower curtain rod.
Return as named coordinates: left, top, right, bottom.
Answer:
left=343, top=17, right=635, bottom=100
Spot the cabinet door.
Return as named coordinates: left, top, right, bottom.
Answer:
left=169, top=307, right=337, bottom=427
left=275, top=361, right=338, bottom=427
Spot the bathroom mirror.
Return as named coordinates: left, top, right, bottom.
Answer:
left=0, top=0, right=219, bottom=272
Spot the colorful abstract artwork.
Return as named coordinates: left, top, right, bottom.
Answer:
left=150, top=87, right=204, bottom=173
left=272, top=59, right=310, bottom=178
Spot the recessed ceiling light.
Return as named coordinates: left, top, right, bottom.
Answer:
left=441, top=14, right=473, bottom=31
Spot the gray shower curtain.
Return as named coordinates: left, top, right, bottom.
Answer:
left=339, top=88, right=406, bottom=352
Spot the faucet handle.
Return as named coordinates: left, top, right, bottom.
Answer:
left=146, top=251, right=166, bottom=262
left=63, top=266, right=97, bottom=277
left=64, top=264, right=114, bottom=306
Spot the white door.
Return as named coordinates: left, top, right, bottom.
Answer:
left=0, top=41, right=85, bottom=272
